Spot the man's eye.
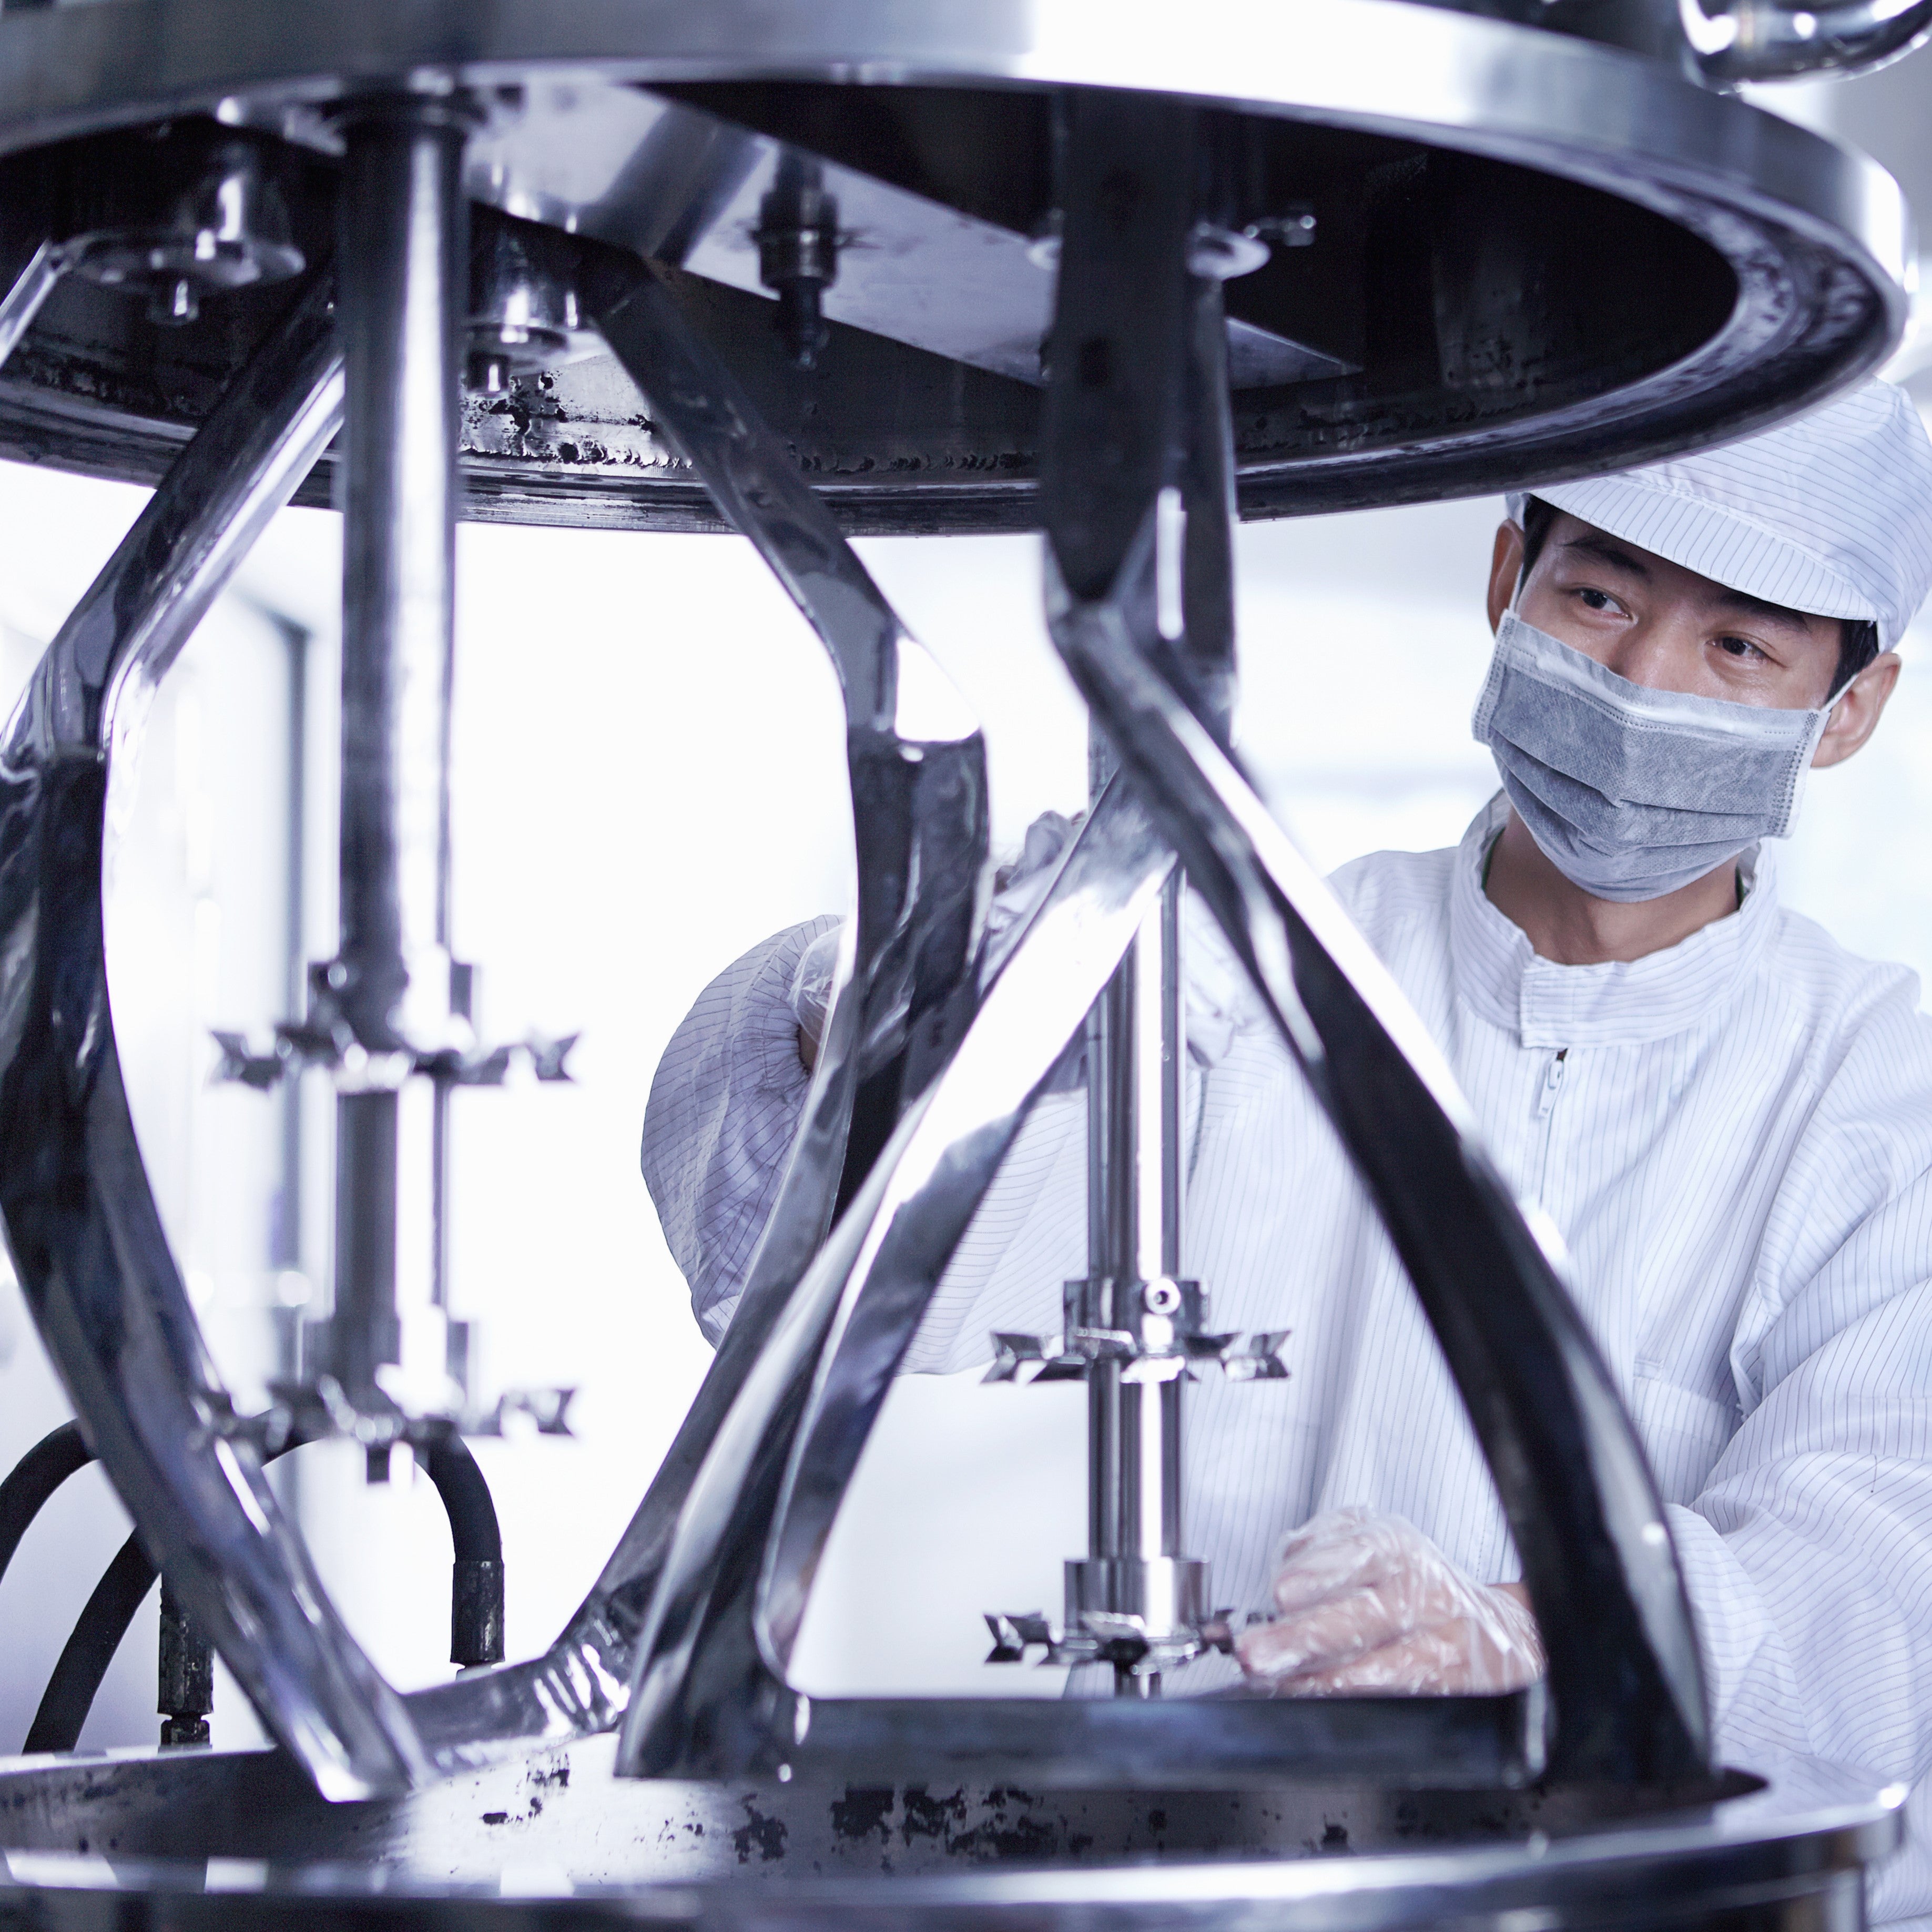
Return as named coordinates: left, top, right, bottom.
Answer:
left=1575, top=587, right=1618, bottom=612
left=1715, top=636, right=1768, bottom=662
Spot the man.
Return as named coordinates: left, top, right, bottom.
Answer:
left=644, top=380, right=1932, bottom=1916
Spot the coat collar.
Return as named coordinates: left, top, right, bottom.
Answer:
left=1449, top=794, right=1779, bottom=1048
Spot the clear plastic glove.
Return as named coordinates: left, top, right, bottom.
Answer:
left=791, top=808, right=1260, bottom=1072
left=790, top=814, right=1082, bottom=1069
left=1235, top=1507, right=1544, bottom=1696
left=980, top=810, right=1082, bottom=985
left=789, top=925, right=841, bottom=1067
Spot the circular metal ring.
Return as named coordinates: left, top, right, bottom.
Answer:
left=0, top=0, right=1907, bottom=531
left=0, top=1738, right=1904, bottom=1929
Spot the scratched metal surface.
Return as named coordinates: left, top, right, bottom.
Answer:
left=0, top=1733, right=1777, bottom=1883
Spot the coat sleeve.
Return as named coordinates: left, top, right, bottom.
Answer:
left=639, top=874, right=1248, bottom=1367
left=641, top=916, right=838, bottom=1345
left=1669, top=1284, right=1932, bottom=1923
left=1670, top=995, right=1932, bottom=1926
left=636, top=907, right=1078, bottom=1361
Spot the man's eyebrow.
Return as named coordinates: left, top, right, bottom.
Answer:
left=1559, top=532, right=1651, bottom=577
left=1713, top=586, right=1819, bottom=632
left=1559, top=532, right=1819, bottom=631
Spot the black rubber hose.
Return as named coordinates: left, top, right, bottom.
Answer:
left=26, top=1432, right=311, bottom=1755
left=23, top=1533, right=155, bottom=1754
left=0, top=1421, right=92, bottom=1587
left=23, top=1427, right=506, bottom=1751
left=422, top=1435, right=505, bottom=1667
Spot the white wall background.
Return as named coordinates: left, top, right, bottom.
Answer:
left=3, top=47, right=1931, bottom=1753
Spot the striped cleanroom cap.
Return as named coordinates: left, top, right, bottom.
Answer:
left=1507, top=380, right=1932, bottom=652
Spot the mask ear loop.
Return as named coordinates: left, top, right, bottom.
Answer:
left=1504, top=493, right=1532, bottom=616
left=1476, top=512, right=1532, bottom=838
left=1777, top=662, right=1855, bottom=840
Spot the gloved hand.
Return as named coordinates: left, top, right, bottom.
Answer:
left=1235, top=1507, right=1543, bottom=1696
left=790, top=812, right=1083, bottom=1067
left=789, top=924, right=841, bottom=1068
left=791, top=809, right=1259, bottom=1072
left=980, top=810, right=1083, bottom=984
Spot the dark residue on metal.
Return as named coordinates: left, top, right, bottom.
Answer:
left=830, top=1786, right=895, bottom=1843
left=901, top=1786, right=970, bottom=1842
left=733, top=1799, right=788, bottom=1864
left=943, top=1812, right=1081, bottom=1862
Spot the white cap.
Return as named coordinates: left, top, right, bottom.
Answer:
left=1506, top=380, right=1932, bottom=652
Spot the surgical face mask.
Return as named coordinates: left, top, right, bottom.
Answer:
left=1471, top=609, right=1835, bottom=903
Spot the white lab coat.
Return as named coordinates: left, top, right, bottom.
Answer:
left=642, top=794, right=1932, bottom=1922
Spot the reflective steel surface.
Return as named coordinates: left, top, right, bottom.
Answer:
left=1682, top=0, right=1932, bottom=82
left=0, top=2, right=1917, bottom=1924
left=0, top=279, right=426, bottom=1801
left=0, top=0, right=1909, bottom=531
left=1036, top=89, right=1707, bottom=1786
left=0, top=1738, right=1902, bottom=1930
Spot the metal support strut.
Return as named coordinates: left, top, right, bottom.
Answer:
left=1075, top=807, right=1201, bottom=1697
left=310, top=94, right=472, bottom=1438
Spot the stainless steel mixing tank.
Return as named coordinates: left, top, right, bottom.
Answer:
left=0, top=2, right=1924, bottom=1926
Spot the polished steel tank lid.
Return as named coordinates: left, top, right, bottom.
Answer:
left=0, top=0, right=1913, bottom=533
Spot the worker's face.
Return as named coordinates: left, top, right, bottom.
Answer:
left=1486, top=511, right=1898, bottom=771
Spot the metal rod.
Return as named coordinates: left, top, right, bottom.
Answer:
left=1082, top=732, right=1194, bottom=1695
left=157, top=1575, right=214, bottom=1748
left=336, top=99, right=466, bottom=1024
left=276, top=616, right=310, bottom=1286
left=326, top=95, right=470, bottom=1415
left=431, top=1078, right=452, bottom=1311
left=0, top=240, right=67, bottom=374
left=331, top=1090, right=401, bottom=1396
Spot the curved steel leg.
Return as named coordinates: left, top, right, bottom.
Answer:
left=399, top=232, right=989, bottom=1766
left=614, top=771, right=1544, bottom=1791
left=616, top=775, right=1548, bottom=1789
left=0, top=241, right=69, bottom=374
left=616, top=775, right=1174, bottom=1778
left=579, top=236, right=987, bottom=1273
left=0, top=273, right=433, bottom=1799
left=1038, top=94, right=1707, bottom=1785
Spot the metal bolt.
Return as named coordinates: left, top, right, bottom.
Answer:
left=756, top=159, right=840, bottom=370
